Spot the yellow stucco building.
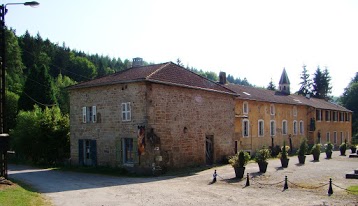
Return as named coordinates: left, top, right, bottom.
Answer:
left=224, top=69, right=352, bottom=153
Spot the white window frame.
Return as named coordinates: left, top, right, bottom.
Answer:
left=325, top=110, right=331, bottom=122
left=299, top=120, right=304, bottom=135
left=282, top=120, right=287, bottom=135
left=82, top=106, right=97, bottom=123
left=270, top=120, right=276, bottom=137
left=293, top=120, right=297, bottom=135
left=243, top=101, right=249, bottom=114
left=242, top=119, right=250, bottom=137
left=121, top=102, right=131, bottom=121
left=340, top=131, right=344, bottom=144
left=270, top=104, right=275, bottom=115
left=316, top=109, right=322, bottom=121
left=258, top=120, right=264, bottom=137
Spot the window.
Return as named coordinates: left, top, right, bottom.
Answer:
left=270, top=120, right=276, bottom=136
left=346, top=113, right=350, bottom=122
left=333, top=131, right=337, bottom=144
left=293, top=120, right=297, bottom=135
left=270, top=104, right=275, bottom=115
left=316, top=109, right=322, bottom=121
left=299, top=120, right=304, bottom=135
left=258, top=120, right=264, bottom=137
left=326, top=132, right=330, bottom=143
left=340, top=132, right=344, bottom=144
left=82, top=106, right=97, bottom=123
left=242, top=119, right=249, bottom=137
left=325, top=111, right=331, bottom=121
left=123, top=138, right=134, bottom=163
left=243, top=101, right=249, bottom=114
left=339, top=112, right=344, bottom=122
left=121, top=102, right=131, bottom=121
left=333, top=111, right=338, bottom=121
left=282, top=120, right=287, bottom=135
left=293, top=106, right=297, bottom=117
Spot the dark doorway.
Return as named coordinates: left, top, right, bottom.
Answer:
left=205, top=135, right=214, bottom=165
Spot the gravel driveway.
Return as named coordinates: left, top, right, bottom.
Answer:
left=8, top=151, right=358, bottom=206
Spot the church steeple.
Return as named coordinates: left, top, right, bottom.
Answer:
left=279, top=68, right=290, bottom=94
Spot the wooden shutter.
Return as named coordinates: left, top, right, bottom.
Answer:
left=92, top=106, right=97, bottom=123
left=78, top=139, right=84, bottom=165
left=82, top=107, right=87, bottom=123
left=90, top=140, right=97, bottom=166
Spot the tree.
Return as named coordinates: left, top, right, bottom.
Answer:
left=267, top=78, right=276, bottom=91
left=18, top=54, right=57, bottom=111
left=312, top=66, right=332, bottom=99
left=68, top=52, right=97, bottom=82
left=54, top=74, right=76, bottom=114
left=5, top=91, right=19, bottom=130
left=297, top=65, right=312, bottom=96
left=340, top=72, right=358, bottom=135
left=11, top=105, right=70, bottom=164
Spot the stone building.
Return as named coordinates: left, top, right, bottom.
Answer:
left=69, top=60, right=237, bottom=173
left=223, top=69, right=352, bottom=153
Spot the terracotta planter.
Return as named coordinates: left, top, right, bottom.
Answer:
left=258, top=162, right=268, bottom=173
left=298, top=155, right=306, bottom=164
left=280, top=158, right=289, bottom=168
left=326, top=151, right=332, bottom=159
left=234, top=167, right=245, bottom=179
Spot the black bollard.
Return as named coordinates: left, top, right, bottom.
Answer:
left=245, top=173, right=250, bottom=187
left=284, top=176, right=288, bottom=190
left=328, top=178, right=333, bottom=196
left=212, top=170, right=217, bottom=183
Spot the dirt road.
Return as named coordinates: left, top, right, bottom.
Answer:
left=8, top=151, right=358, bottom=206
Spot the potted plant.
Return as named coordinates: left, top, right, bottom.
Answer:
left=228, top=150, right=250, bottom=179
left=297, top=138, right=308, bottom=164
left=255, top=146, right=271, bottom=173
left=350, top=144, right=357, bottom=154
left=325, top=142, right=333, bottom=159
left=278, top=141, right=290, bottom=168
left=311, top=143, right=321, bottom=161
left=339, top=142, right=347, bottom=156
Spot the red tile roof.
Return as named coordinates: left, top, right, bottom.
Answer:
left=225, top=84, right=351, bottom=112
left=69, top=62, right=236, bottom=95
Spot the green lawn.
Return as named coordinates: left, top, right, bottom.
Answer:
left=0, top=180, right=51, bottom=206
left=347, top=185, right=358, bottom=195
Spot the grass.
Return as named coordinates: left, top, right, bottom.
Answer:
left=347, top=185, right=358, bottom=195
left=0, top=179, right=51, bottom=206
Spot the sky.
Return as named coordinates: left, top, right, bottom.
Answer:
left=3, top=0, right=358, bottom=96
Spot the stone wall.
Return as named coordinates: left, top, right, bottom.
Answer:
left=146, top=83, right=236, bottom=168
left=69, top=82, right=147, bottom=167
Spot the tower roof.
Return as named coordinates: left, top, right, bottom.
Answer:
left=279, top=68, right=290, bottom=84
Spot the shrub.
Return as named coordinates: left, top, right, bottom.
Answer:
left=311, top=143, right=322, bottom=155
left=297, top=138, right=308, bottom=156
left=325, top=142, right=333, bottom=152
left=255, top=146, right=271, bottom=163
left=228, top=151, right=250, bottom=167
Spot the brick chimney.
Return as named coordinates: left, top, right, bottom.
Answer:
left=219, top=72, right=226, bottom=84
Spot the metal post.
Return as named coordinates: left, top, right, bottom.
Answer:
left=328, top=178, right=333, bottom=196
left=0, top=4, right=6, bottom=135
left=284, top=176, right=288, bottom=190
left=245, top=173, right=250, bottom=186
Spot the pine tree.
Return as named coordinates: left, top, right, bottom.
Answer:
left=18, top=53, right=57, bottom=111
left=267, top=78, right=276, bottom=91
left=297, top=65, right=312, bottom=96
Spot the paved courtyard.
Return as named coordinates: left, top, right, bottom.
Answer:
left=8, top=151, right=358, bottom=206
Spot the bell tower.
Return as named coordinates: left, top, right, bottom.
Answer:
left=279, top=68, right=290, bottom=94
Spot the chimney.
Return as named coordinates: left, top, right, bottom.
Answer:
left=219, top=72, right=226, bottom=85
left=132, top=57, right=144, bottom=67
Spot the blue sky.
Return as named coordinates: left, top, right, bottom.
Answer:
left=4, top=0, right=358, bottom=96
